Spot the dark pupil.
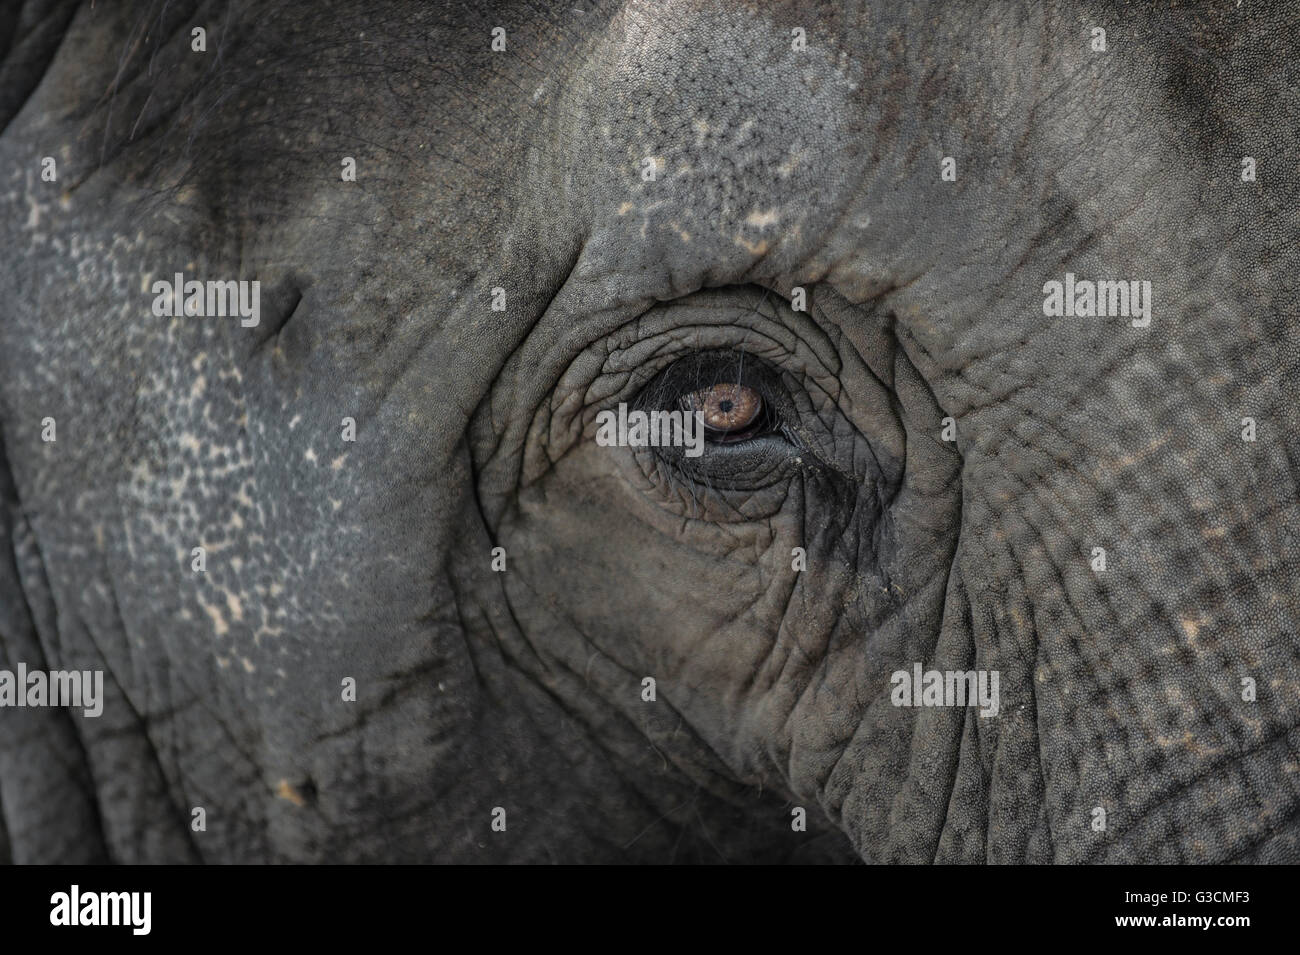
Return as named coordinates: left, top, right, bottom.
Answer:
left=718, top=400, right=733, bottom=413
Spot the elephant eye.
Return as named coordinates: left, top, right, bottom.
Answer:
left=678, top=383, right=765, bottom=441
left=632, top=349, right=794, bottom=463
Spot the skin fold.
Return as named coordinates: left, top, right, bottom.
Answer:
left=0, top=0, right=1297, bottom=863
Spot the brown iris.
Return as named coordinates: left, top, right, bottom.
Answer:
left=681, top=383, right=764, bottom=435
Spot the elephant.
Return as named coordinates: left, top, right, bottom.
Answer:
left=0, top=0, right=1297, bottom=864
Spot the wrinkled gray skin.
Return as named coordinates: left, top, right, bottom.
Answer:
left=0, top=0, right=1298, bottom=864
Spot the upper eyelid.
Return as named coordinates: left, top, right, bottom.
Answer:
left=640, top=350, right=783, bottom=399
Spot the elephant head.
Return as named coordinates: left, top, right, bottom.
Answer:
left=0, top=0, right=1296, bottom=863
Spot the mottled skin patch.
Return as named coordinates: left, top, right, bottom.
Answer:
left=0, top=0, right=1298, bottom=863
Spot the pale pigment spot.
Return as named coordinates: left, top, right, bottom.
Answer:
left=226, top=592, right=244, bottom=622
left=288, top=414, right=302, bottom=430
left=777, top=148, right=808, bottom=177
left=241, top=657, right=255, bottom=673
left=330, top=454, right=347, bottom=471
left=304, top=447, right=317, bottom=463
left=617, top=201, right=635, bottom=216
left=190, top=375, right=206, bottom=400
left=735, top=236, right=771, bottom=255
left=276, top=780, right=307, bottom=807
left=744, top=208, right=780, bottom=229
left=1114, top=436, right=1170, bottom=468
left=201, top=600, right=230, bottom=637
left=256, top=624, right=286, bottom=642
left=1156, top=730, right=1221, bottom=757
